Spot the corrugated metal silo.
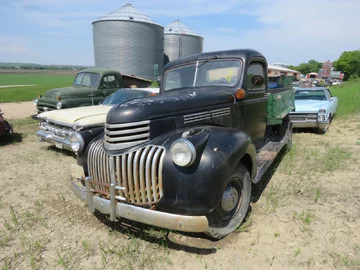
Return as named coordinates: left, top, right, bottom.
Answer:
left=164, top=20, right=203, bottom=62
left=92, top=4, right=164, bottom=80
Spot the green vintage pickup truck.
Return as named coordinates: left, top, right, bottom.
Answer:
left=34, top=68, right=151, bottom=114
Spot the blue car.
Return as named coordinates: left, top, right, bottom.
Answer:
left=290, top=87, right=338, bottom=133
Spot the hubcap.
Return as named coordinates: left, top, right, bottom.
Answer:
left=221, top=185, right=239, bottom=212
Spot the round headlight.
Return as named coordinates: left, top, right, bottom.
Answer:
left=69, top=133, right=84, bottom=152
left=319, top=109, right=326, bottom=114
left=34, top=98, right=39, bottom=105
left=170, top=139, right=196, bottom=167
left=56, top=102, right=62, bottom=110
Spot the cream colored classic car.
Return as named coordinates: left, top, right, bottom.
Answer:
left=35, top=88, right=159, bottom=153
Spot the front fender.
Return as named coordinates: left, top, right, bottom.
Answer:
left=155, top=126, right=256, bottom=215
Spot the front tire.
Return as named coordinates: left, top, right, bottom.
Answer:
left=205, top=164, right=251, bottom=239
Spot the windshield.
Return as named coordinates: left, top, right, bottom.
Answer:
left=295, top=90, right=327, bottom=101
left=163, top=60, right=242, bottom=91
left=102, top=89, right=152, bottom=105
left=73, top=72, right=100, bottom=88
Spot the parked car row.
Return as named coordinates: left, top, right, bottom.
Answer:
left=1, top=49, right=339, bottom=240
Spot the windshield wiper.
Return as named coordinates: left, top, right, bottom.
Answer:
left=198, top=55, right=218, bottom=68
left=193, top=55, right=218, bottom=87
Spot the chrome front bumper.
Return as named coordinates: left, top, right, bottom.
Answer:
left=291, top=120, right=329, bottom=129
left=36, top=130, right=74, bottom=152
left=70, top=175, right=209, bottom=233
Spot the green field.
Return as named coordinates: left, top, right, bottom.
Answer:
left=0, top=74, right=74, bottom=103
left=330, top=79, right=360, bottom=117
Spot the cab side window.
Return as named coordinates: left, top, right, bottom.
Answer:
left=245, top=62, right=266, bottom=91
left=103, top=75, right=119, bottom=88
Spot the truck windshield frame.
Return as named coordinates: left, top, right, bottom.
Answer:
left=163, top=59, right=242, bottom=91
left=73, top=72, right=100, bottom=88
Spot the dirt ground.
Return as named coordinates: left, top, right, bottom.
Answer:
left=0, top=103, right=359, bottom=270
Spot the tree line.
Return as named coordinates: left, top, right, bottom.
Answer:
left=288, top=50, right=360, bottom=81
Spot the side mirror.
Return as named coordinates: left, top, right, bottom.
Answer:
left=251, top=75, right=265, bottom=86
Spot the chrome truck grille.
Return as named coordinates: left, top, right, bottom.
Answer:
left=88, top=140, right=165, bottom=204
left=104, top=120, right=150, bottom=151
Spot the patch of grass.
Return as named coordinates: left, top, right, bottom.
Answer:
left=321, top=146, right=352, bottom=172
left=294, top=248, right=301, bottom=257
left=331, top=79, right=360, bottom=117
left=294, top=210, right=314, bottom=225
left=314, top=187, right=321, bottom=203
left=0, top=73, right=73, bottom=103
left=82, top=240, right=92, bottom=257
left=235, top=215, right=252, bottom=233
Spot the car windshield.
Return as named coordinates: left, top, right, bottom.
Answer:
left=295, top=90, right=327, bottom=100
left=73, top=72, right=100, bottom=88
left=163, top=59, right=242, bottom=91
left=102, top=89, right=152, bottom=105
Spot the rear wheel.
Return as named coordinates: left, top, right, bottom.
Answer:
left=205, top=164, right=251, bottom=239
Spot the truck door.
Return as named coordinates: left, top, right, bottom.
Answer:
left=240, top=61, right=268, bottom=148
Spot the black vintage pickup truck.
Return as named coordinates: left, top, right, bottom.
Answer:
left=70, top=49, right=295, bottom=239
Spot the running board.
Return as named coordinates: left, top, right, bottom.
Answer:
left=252, top=137, right=287, bottom=184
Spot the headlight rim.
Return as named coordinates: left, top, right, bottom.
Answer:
left=170, top=138, right=197, bottom=167
left=318, top=108, right=326, bottom=114
left=69, top=132, right=84, bottom=152
left=56, top=101, right=62, bottom=110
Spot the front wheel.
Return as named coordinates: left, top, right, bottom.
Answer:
left=205, top=164, right=251, bottom=239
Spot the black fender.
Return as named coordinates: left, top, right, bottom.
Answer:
left=153, top=125, right=256, bottom=215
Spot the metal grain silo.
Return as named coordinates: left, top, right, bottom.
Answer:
left=164, top=20, right=203, bottom=62
left=92, top=4, right=164, bottom=80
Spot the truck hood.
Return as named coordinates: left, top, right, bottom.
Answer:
left=45, top=86, right=94, bottom=98
left=294, top=100, right=328, bottom=113
left=107, top=89, right=235, bottom=124
left=38, top=105, right=112, bottom=127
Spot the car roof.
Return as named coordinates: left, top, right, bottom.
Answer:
left=79, top=68, right=120, bottom=75
left=294, top=87, right=328, bottom=91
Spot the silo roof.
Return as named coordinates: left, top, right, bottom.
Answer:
left=93, top=3, right=161, bottom=26
left=164, top=20, right=202, bottom=37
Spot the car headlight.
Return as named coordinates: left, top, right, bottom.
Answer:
left=170, top=138, right=196, bottom=167
left=39, top=121, right=48, bottom=130
left=56, top=102, right=62, bottom=110
left=318, top=115, right=326, bottom=122
left=318, top=109, right=326, bottom=114
left=69, top=132, right=84, bottom=152
left=34, top=98, right=39, bottom=105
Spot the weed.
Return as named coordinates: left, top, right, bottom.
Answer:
left=274, top=232, right=280, bottom=238
left=82, top=240, right=92, bottom=256
left=314, top=188, right=321, bottom=203
left=294, top=210, right=314, bottom=225
left=294, top=248, right=301, bottom=256
left=235, top=215, right=252, bottom=233
left=9, top=206, right=19, bottom=227
left=307, top=256, right=314, bottom=266
left=0, top=230, right=12, bottom=247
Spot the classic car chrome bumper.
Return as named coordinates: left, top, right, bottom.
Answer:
left=291, top=120, right=329, bottom=129
left=36, top=130, right=74, bottom=152
left=70, top=174, right=209, bottom=233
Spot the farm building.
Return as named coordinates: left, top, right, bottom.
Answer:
left=92, top=4, right=164, bottom=80
left=164, top=20, right=203, bottom=62
left=268, top=64, right=301, bottom=80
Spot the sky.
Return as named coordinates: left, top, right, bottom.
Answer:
left=0, top=0, right=359, bottom=66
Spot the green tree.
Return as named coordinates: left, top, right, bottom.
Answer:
left=288, top=60, right=323, bottom=75
left=333, top=50, right=360, bottom=80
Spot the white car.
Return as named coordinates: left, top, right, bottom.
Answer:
left=35, top=88, right=159, bottom=153
left=290, top=87, right=338, bottom=133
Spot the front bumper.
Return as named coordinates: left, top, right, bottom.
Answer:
left=291, top=120, right=329, bottom=129
left=36, top=130, right=74, bottom=152
left=70, top=174, right=209, bottom=233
